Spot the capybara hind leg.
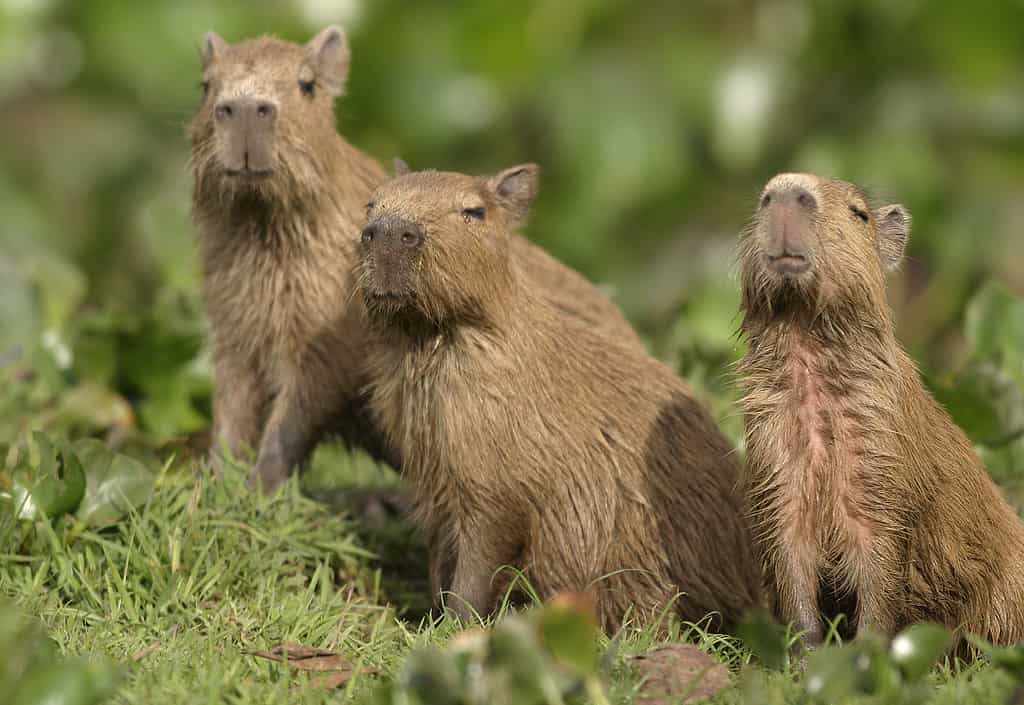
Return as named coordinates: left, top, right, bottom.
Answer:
left=446, top=522, right=520, bottom=622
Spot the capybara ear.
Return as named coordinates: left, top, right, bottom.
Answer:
left=393, top=158, right=411, bottom=176
left=201, top=31, right=229, bottom=70
left=304, top=25, right=350, bottom=97
left=875, top=204, right=911, bottom=270
left=486, top=164, right=540, bottom=224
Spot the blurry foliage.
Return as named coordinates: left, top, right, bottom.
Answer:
left=374, top=594, right=611, bottom=705
left=0, top=605, right=120, bottom=705
left=0, top=0, right=1022, bottom=451
left=0, top=1, right=1023, bottom=702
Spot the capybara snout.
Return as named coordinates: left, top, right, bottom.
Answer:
left=757, top=176, right=818, bottom=275
left=212, top=96, right=278, bottom=175
left=360, top=214, right=425, bottom=303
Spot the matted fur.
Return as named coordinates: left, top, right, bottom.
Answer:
left=356, top=168, right=761, bottom=632
left=737, top=172, right=1024, bottom=646
left=190, top=30, right=640, bottom=490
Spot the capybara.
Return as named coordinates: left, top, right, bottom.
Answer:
left=189, top=28, right=641, bottom=491
left=738, top=172, right=1024, bottom=646
left=355, top=166, right=761, bottom=632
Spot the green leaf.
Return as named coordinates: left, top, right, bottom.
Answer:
left=537, top=598, right=599, bottom=676
left=804, top=646, right=863, bottom=703
left=10, top=433, right=86, bottom=520
left=10, top=660, right=118, bottom=705
left=971, top=636, right=1024, bottom=683
left=929, top=372, right=1004, bottom=443
left=394, top=646, right=463, bottom=705
left=736, top=609, right=789, bottom=671
left=889, top=622, right=952, bottom=681
left=72, top=440, right=155, bottom=528
left=965, top=283, right=1024, bottom=380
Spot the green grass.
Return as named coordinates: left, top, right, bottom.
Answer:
left=2, top=441, right=1023, bottom=705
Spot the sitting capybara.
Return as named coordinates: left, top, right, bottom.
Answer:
left=190, top=27, right=640, bottom=490
left=738, top=172, right=1024, bottom=646
left=355, top=165, right=761, bottom=632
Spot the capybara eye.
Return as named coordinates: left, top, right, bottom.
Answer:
left=200, top=80, right=210, bottom=98
left=849, top=205, right=869, bottom=223
left=462, top=207, right=485, bottom=221
left=298, top=79, right=315, bottom=97
left=401, top=231, right=421, bottom=246
left=760, top=193, right=771, bottom=208
left=361, top=226, right=375, bottom=243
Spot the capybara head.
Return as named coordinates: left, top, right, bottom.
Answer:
left=739, top=173, right=911, bottom=322
left=189, top=26, right=350, bottom=202
left=357, top=165, right=539, bottom=328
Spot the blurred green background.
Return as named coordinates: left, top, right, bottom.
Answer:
left=1, top=0, right=1022, bottom=479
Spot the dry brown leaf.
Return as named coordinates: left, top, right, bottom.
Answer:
left=309, top=671, right=355, bottom=690
left=244, top=641, right=361, bottom=689
left=629, top=643, right=732, bottom=705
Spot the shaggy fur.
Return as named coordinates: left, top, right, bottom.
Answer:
left=190, top=29, right=639, bottom=490
left=356, top=168, right=761, bottom=632
left=737, top=172, right=1024, bottom=646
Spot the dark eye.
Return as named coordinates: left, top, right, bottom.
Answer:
left=298, top=80, right=315, bottom=97
left=200, top=80, right=210, bottom=97
left=365, top=201, right=374, bottom=214
left=850, top=205, right=869, bottom=223
left=760, top=193, right=771, bottom=208
left=462, top=207, right=485, bottom=221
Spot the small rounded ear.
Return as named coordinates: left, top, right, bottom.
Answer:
left=874, top=204, right=911, bottom=270
left=201, top=31, right=229, bottom=70
left=393, top=158, right=411, bottom=176
left=485, top=164, right=540, bottom=223
left=304, top=25, right=350, bottom=97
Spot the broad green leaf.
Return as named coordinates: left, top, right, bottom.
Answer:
left=965, top=283, right=1024, bottom=381
left=736, top=609, right=789, bottom=671
left=72, top=440, right=155, bottom=528
left=929, top=373, right=1004, bottom=443
left=10, top=660, right=118, bottom=705
left=537, top=596, right=599, bottom=676
left=804, top=646, right=863, bottom=703
left=394, top=646, right=463, bottom=705
left=10, top=433, right=86, bottom=520
left=889, top=622, right=952, bottom=681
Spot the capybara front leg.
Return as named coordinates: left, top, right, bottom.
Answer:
left=210, top=351, right=267, bottom=471
left=771, top=548, right=823, bottom=646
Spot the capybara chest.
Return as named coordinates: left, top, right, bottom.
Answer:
left=747, top=341, right=882, bottom=565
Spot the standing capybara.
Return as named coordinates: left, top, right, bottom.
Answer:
left=738, top=172, right=1024, bottom=646
left=190, top=28, right=641, bottom=490
left=355, top=166, right=761, bottom=632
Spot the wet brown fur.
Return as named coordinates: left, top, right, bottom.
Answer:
left=738, top=172, right=1024, bottom=646
left=357, top=168, right=761, bottom=632
left=190, top=29, right=639, bottom=490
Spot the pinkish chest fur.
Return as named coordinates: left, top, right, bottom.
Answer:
left=751, top=338, right=878, bottom=567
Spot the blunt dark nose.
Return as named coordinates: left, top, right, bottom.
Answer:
left=362, top=215, right=423, bottom=249
left=214, top=98, right=277, bottom=124
left=764, top=184, right=817, bottom=211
